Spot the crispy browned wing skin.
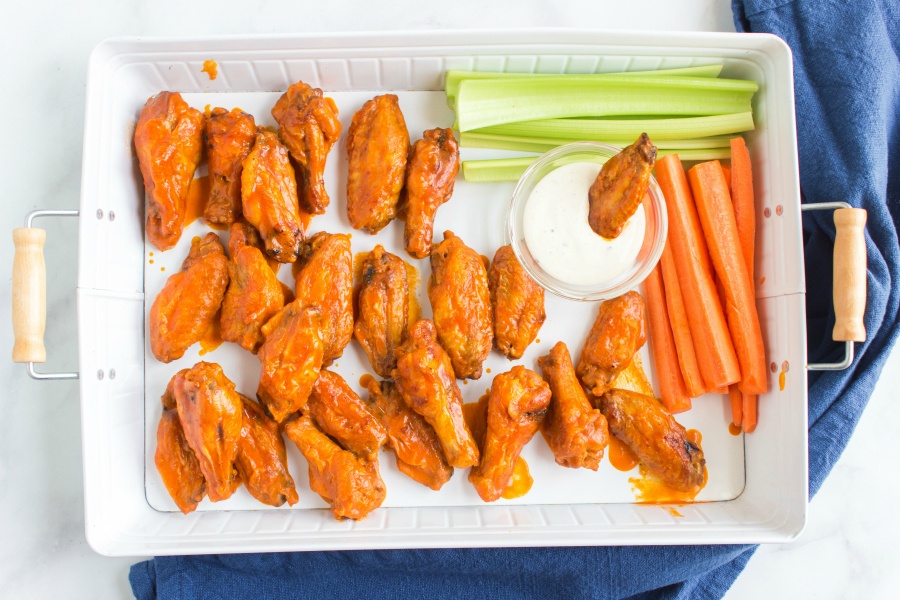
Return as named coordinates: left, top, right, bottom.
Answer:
left=220, top=222, right=285, bottom=353
left=172, top=362, right=242, bottom=502
left=257, top=301, right=325, bottom=422
left=538, top=342, right=608, bottom=470
left=391, top=319, right=480, bottom=469
left=236, top=394, right=299, bottom=507
left=468, top=366, right=551, bottom=502
left=134, top=91, right=206, bottom=251
left=489, top=244, right=546, bottom=360
left=401, top=128, right=460, bottom=259
left=306, top=369, right=387, bottom=460
left=588, top=133, right=657, bottom=239
left=155, top=376, right=207, bottom=514
left=576, top=290, right=647, bottom=396
left=428, top=231, right=493, bottom=380
left=205, top=107, right=256, bottom=225
left=272, top=80, right=342, bottom=215
left=294, top=232, right=354, bottom=365
left=149, top=233, right=229, bottom=363
left=346, top=94, right=410, bottom=233
left=242, top=129, right=304, bottom=263
left=354, top=245, right=409, bottom=378
left=599, top=389, right=706, bottom=492
left=284, top=415, right=386, bottom=520
left=366, top=378, right=453, bottom=490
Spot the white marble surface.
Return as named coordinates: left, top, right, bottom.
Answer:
left=1, top=1, right=897, bottom=598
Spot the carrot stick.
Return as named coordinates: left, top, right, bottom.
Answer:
left=730, top=138, right=755, bottom=284
left=655, top=154, right=740, bottom=389
left=688, top=160, right=767, bottom=395
left=644, top=263, right=692, bottom=413
left=721, top=163, right=732, bottom=197
left=742, top=393, right=758, bottom=432
left=658, top=242, right=705, bottom=398
left=729, top=385, right=743, bottom=426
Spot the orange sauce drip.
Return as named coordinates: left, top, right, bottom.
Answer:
left=160, top=266, right=166, bottom=272
left=759, top=276, right=766, bottom=285
left=535, top=338, right=541, bottom=344
left=184, top=176, right=210, bottom=227
left=404, top=260, right=421, bottom=328
left=149, top=252, right=154, bottom=257
left=610, top=354, right=654, bottom=397
left=686, top=429, right=702, bottom=446
left=629, top=463, right=707, bottom=504
left=359, top=374, right=375, bottom=389
left=728, top=422, right=743, bottom=436
left=298, top=207, right=313, bottom=233
left=198, top=316, right=223, bottom=355
left=149, top=259, right=154, bottom=264
left=462, top=396, right=488, bottom=447
left=204, top=104, right=211, bottom=118
left=501, top=457, right=534, bottom=500
left=201, top=60, right=218, bottom=80
left=666, top=506, right=685, bottom=518
left=486, top=368, right=492, bottom=374
left=608, top=436, right=639, bottom=472
left=779, top=370, right=786, bottom=391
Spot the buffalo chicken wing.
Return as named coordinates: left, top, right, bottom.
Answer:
left=353, top=245, right=409, bottom=378
left=488, top=244, right=545, bottom=360
left=205, top=107, right=256, bottom=225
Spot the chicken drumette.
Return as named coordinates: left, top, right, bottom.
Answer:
left=488, top=244, right=545, bottom=360
left=588, top=133, right=657, bottom=239
left=205, top=107, right=256, bottom=225
left=354, top=245, right=409, bottom=378
left=155, top=379, right=207, bottom=514
left=149, top=232, right=229, bottom=363
left=235, top=394, right=299, bottom=507
left=134, top=91, right=206, bottom=251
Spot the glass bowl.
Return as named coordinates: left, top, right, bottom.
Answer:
left=507, top=141, right=667, bottom=302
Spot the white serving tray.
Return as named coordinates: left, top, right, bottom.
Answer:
left=77, top=30, right=806, bottom=556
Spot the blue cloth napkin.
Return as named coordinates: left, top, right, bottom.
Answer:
left=130, top=2, right=900, bottom=597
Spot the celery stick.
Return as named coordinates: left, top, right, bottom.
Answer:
left=460, top=132, right=733, bottom=153
left=455, top=76, right=758, bottom=131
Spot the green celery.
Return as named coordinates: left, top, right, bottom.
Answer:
left=460, top=132, right=733, bottom=153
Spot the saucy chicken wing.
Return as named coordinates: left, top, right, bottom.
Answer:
left=488, top=244, right=545, bottom=360
left=294, top=232, right=354, bottom=365
left=306, top=369, right=387, bottom=461
left=205, top=107, right=256, bottom=225
left=468, top=366, right=551, bottom=502
left=220, top=222, right=286, bottom=353
left=400, top=128, right=460, bottom=259
left=134, top=91, right=206, bottom=251
left=428, top=231, right=493, bottom=380
left=353, top=245, right=409, bottom=378
left=391, top=319, right=480, bottom=469
left=155, top=379, right=207, bottom=514
left=366, top=378, right=453, bottom=490
left=172, top=362, right=243, bottom=502
left=588, top=133, right=657, bottom=239
left=242, top=128, right=304, bottom=263
left=272, top=80, right=342, bottom=215
left=538, top=342, right=608, bottom=470
left=236, top=394, right=299, bottom=507
left=577, top=290, right=647, bottom=396
left=256, top=301, right=325, bottom=422
left=346, top=94, right=410, bottom=233
left=284, top=415, right=386, bottom=520
left=149, top=232, right=229, bottom=363
left=598, top=389, right=706, bottom=492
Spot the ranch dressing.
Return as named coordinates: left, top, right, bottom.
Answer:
left=523, top=161, right=645, bottom=286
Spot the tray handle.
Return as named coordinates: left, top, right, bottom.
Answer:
left=802, top=202, right=867, bottom=371
left=11, top=209, right=80, bottom=380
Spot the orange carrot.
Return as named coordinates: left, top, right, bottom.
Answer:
left=730, top=138, right=755, bottom=284
left=688, top=160, right=767, bottom=395
left=729, top=385, right=743, bottom=426
left=742, top=393, right=758, bottom=433
left=721, top=163, right=732, bottom=197
left=654, top=154, right=740, bottom=390
left=658, top=242, right=705, bottom=398
left=644, top=263, right=692, bottom=413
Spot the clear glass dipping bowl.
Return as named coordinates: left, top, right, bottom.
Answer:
left=507, top=142, right=668, bottom=302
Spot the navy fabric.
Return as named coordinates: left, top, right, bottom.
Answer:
left=130, top=2, right=900, bottom=598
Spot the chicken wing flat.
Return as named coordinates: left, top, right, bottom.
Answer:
left=391, top=319, right=480, bottom=469
left=366, top=378, right=453, bottom=490
left=155, top=378, right=206, bottom=514
left=149, top=232, right=229, bottom=363
left=241, top=128, right=304, bottom=263
left=354, top=245, right=409, bottom=378
left=306, top=369, right=387, bottom=461
left=220, top=222, right=286, bottom=353
left=468, top=366, right=551, bottom=502
left=400, top=128, right=460, bottom=259
left=428, top=231, right=493, bottom=380
left=294, top=232, right=354, bottom=365
left=576, top=290, right=647, bottom=396
left=257, top=301, right=324, bottom=422
left=538, top=342, right=608, bottom=470
left=236, top=394, right=299, bottom=507
left=346, top=94, right=410, bottom=233
left=272, top=80, right=342, bottom=215
left=172, top=362, right=243, bottom=502
left=489, top=244, right=546, bottom=360
left=598, top=388, right=706, bottom=492
left=205, top=107, right=256, bottom=226
left=284, top=415, right=386, bottom=520
left=588, top=133, right=657, bottom=239
left=134, top=91, right=206, bottom=251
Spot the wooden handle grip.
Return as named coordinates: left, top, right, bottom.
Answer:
left=12, top=228, right=47, bottom=363
left=832, top=208, right=867, bottom=342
